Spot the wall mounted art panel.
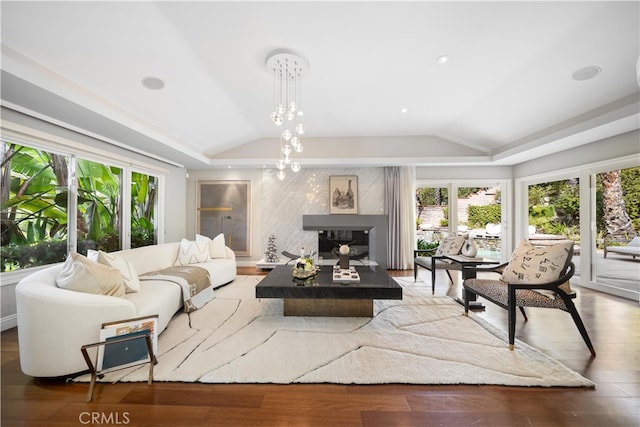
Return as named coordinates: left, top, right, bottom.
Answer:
left=197, top=180, right=251, bottom=256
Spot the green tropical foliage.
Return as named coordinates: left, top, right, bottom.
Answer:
left=616, top=167, right=640, bottom=232
left=416, top=187, right=449, bottom=207
left=1, top=141, right=157, bottom=271
left=529, top=169, right=639, bottom=244
left=131, top=171, right=157, bottom=248
left=528, top=179, right=581, bottom=237
left=467, top=204, right=501, bottom=228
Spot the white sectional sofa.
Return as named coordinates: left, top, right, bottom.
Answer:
left=15, top=240, right=236, bottom=377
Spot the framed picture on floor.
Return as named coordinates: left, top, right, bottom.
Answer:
left=330, top=175, right=358, bottom=214
left=197, top=180, right=251, bottom=256
left=97, top=315, right=158, bottom=371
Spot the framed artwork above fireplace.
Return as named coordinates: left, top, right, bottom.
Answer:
left=330, top=175, right=358, bottom=214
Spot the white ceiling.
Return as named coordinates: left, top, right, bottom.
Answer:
left=1, top=1, right=639, bottom=169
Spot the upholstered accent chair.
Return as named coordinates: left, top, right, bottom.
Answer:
left=414, top=235, right=466, bottom=294
left=462, top=240, right=596, bottom=356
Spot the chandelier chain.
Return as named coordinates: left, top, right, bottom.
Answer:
left=266, top=51, right=308, bottom=179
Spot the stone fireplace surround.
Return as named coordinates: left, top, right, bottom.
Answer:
left=302, top=214, right=388, bottom=270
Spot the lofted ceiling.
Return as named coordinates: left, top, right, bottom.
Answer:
left=1, top=1, right=639, bottom=170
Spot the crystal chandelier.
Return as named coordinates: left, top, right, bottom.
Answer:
left=266, top=51, right=307, bottom=180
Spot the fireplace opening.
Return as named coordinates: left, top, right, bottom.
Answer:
left=318, top=230, right=369, bottom=260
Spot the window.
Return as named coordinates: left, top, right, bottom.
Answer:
left=527, top=177, right=581, bottom=279
left=594, top=166, right=639, bottom=297
left=131, top=171, right=158, bottom=248
left=527, top=178, right=580, bottom=240
left=416, top=182, right=507, bottom=260
left=76, top=158, right=122, bottom=254
left=1, top=142, right=70, bottom=271
left=457, top=186, right=502, bottom=260
left=1, top=139, right=162, bottom=272
left=416, top=186, right=450, bottom=247
left=518, top=161, right=639, bottom=301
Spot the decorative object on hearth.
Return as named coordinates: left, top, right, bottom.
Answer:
left=264, top=234, right=279, bottom=263
left=266, top=50, right=308, bottom=180
left=461, top=236, right=478, bottom=257
left=339, top=244, right=350, bottom=269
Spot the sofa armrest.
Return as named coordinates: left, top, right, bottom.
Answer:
left=16, top=275, right=136, bottom=377
left=224, top=246, right=236, bottom=261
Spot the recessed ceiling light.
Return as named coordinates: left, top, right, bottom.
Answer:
left=572, top=66, right=601, bottom=81
left=141, top=76, right=165, bottom=90
left=400, top=108, right=408, bottom=114
left=436, top=55, right=450, bottom=64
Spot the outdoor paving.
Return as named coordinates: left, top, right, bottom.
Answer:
left=573, top=250, right=640, bottom=295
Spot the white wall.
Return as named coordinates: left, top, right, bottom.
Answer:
left=416, top=165, right=513, bottom=180
left=513, top=130, right=639, bottom=178
left=185, top=167, right=385, bottom=265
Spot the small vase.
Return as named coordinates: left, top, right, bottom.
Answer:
left=461, top=239, right=477, bottom=257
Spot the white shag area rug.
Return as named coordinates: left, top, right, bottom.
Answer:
left=80, top=275, right=594, bottom=387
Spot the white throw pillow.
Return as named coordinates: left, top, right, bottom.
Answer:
left=56, top=253, right=125, bottom=297
left=501, top=240, right=573, bottom=284
left=435, top=235, right=466, bottom=256
left=209, top=233, right=227, bottom=259
left=87, top=250, right=140, bottom=293
left=175, top=235, right=211, bottom=265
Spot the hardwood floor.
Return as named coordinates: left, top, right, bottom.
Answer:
left=2, top=267, right=638, bottom=427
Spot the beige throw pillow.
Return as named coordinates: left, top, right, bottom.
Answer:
left=435, top=235, right=466, bottom=256
left=175, top=234, right=211, bottom=266
left=209, top=233, right=227, bottom=259
left=87, top=250, right=140, bottom=293
left=56, top=253, right=125, bottom=297
left=501, top=240, right=573, bottom=284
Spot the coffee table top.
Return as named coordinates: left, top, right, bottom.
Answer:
left=255, top=265, right=402, bottom=300
left=443, top=254, right=501, bottom=266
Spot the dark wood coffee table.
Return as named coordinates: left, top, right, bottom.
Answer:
left=255, top=265, right=402, bottom=317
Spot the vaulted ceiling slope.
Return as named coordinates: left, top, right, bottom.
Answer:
left=1, top=1, right=639, bottom=169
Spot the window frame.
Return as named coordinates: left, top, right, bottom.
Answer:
left=1, top=123, right=166, bottom=280
left=515, top=154, right=639, bottom=300
left=415, top=179, right=511, bottom=261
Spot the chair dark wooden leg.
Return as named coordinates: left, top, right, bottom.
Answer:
left=518, top=306, right=528, bottom=321
left=414, top=261, right=418, bottom=281
left=562, top=296, right=597, bottom=357
left=446, top=270, right=454, bottom=284
left=431, top=268, right=436, bottom=294
left=430, top=258, right=437, bottom=294
left=463, top=286, right=470, bottom=316
left=508, top=286, right=517, bottom=351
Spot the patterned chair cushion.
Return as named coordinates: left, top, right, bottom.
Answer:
left=501, top=240, right=573, bottom=284
left=464, top=278, right=570, bottom=311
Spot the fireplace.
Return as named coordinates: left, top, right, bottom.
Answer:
left=302, top=214, right=388, bottom=269
left=317, top=230, right=369, bottom=260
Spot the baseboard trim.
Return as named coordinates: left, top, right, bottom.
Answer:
left=236, top=260, right=257, bottom=267
left=1, top=314, right=17, bottom=331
